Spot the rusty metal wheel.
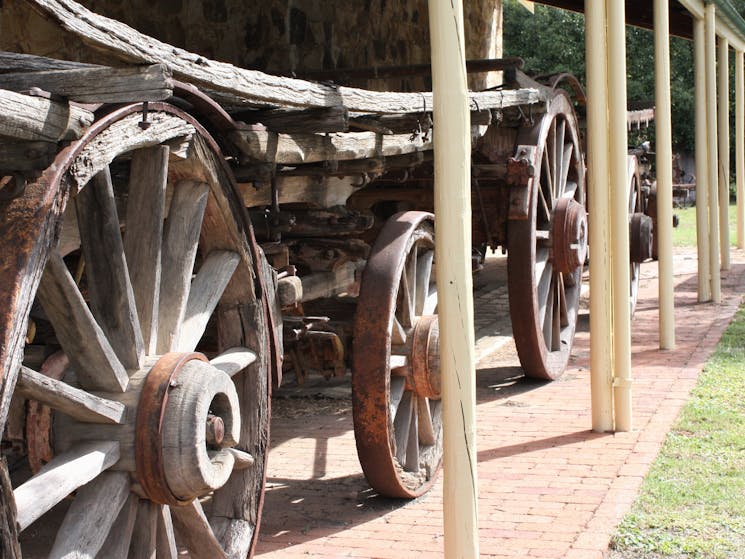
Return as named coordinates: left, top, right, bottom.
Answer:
left=0, top=104, right=271, bottom=558
left=352, top=211, right=442, bottom=498
left=508, top=93, right=587, bottom=380
left=628, top=155, right=653, bottom=316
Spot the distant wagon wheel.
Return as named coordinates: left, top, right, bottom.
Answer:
left=628, top=155, right=654, bottom=316
left=1, top=104, right=270, bottom=558
left=508, top=92, right=587, bottom=380
left=352, top=211, right=442, bottom=498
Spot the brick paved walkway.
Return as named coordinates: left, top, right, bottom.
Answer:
left=255, top=248, right=745, bottom=559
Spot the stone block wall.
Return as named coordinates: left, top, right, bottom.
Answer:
left=2, top=0, right=502, bottom=91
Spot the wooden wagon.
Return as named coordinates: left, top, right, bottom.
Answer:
left=0, top=1, right=655, bottom=556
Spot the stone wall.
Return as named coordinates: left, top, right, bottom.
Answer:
left=2, top=0, right=502, bottom=91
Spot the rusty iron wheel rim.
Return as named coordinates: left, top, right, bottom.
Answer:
left=627, top=155, right=649, bottom=316
left=507, top=92, right=587, bottom=380
left=352, top=211, right=442, bottom=498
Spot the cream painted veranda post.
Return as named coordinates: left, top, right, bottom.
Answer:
left=718, top=35, right=731, bottom=270
left=736, top=48, right=745, bottom=249
left=607, top=0, right=633, bottom=432
left=655, top=0, right=676, bottom=350
left=586, top=0, right=615, bottom=433
left=428, top=0, right=479, bottom=557
left=706, top=3, right=722, bottom=303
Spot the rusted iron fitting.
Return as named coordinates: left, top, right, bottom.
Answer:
left=506, top=155, right=535, bottom=187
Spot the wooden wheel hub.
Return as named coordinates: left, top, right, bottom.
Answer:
left=135, top=352, right=242, bottom=505
left=551, top=197, right=587, bottom=274
left=410, top=315, right=441, bottom=400
left=630, top=212, right=653, bottom=263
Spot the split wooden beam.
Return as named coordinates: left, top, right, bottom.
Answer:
left=232, top=129, right=434, bottom=165
left=0, top=63, right=173, bottom=103
left=27, top=0, right=544, bottom=113
left=0, top=51, right=98, bottom=73
left=0, top=88, right=93, bottom=141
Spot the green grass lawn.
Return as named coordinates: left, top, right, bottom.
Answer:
left=673, top=203, right=740, bottom=248
left=610, top=305, right=745, bottom=559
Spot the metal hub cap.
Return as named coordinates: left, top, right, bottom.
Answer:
left=551, top=197, right=588, bottom=274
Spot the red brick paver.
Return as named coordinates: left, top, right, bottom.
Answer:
left=255, top=248, right=745, bottom=558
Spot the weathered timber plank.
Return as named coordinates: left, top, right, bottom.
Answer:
left=123, top=146, right=168, bottom=355
left=96, top=493, right=138, bottom=559
left=238, top=175, right=364, bottom=208
left=0, top=64, right=173, bottom=103
left=238, top=105, right=349, bottom=134
left=170, top=500, right=227, bottom=559
left=301, top=261, right=362, bottom=302
left=17, top=366, right=126, bottom=424
left=48, top=471, right=130, bottom=558
left=177, top=250, right=239, bottom=352
left=0, top=457, right=21, bottom=559
left=26, top=0, right=544, bottom=113
left=0, top=51, right=98, bottom=73
left=14, top=440, right=120, bottom=530
left=37, top=252, right=130, bottom=392
left=0, top=87, right=93, bottom=141
left=232, top=129, right=433, bottom=165
left=76, top=167, right=145, bottom=371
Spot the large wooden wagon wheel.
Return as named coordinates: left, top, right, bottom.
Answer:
left=508, top=92, right=587, bottom=380
left=628, top=155, right=653, bottom=316
left=352, top=212, right=442, bottom=498
left=1, top=104, right=270, bottom=558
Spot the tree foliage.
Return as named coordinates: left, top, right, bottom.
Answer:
left=502, top=0, right=702, bottom=152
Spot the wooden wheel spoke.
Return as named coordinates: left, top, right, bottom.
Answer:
left=129, top=499, right=157, bottom=559
left=537, top=183, right=552, bottom=222
left=563, top=180, right=579, bottom=201
left=17, top=366, right=126, bottom=424
left=48, top=471, right=130, bottom=558
left=97, top=493, right=138, bottom=559
left=417, top=397, right=436, bottom=446
left=37, top=253, right=129, bottom=392
left=560, top=143, right=574, bottom=197
left=542, top=149, right=555, bottom=210
left=171, top=499, right=227, bottom=559
left=554, top=120, right=566, bottom=197
left=542, top=275, right=557, bottom=348
left=558, top=273, right=569, bottom=328
left=536, top=255, right=553, bottom=331
left=551, top=276, right=562, bottom=351
left=422, top=287, right=438, bottom=316
left=177, top=250, right=240, bottom=352
left=124, top=145, right=169, bottom=355
left=399, top=254, right=416, bottom=327
left=391, top=316, right=407, bottom=345
left=157, top=180, right=210, bottom=353
left=14, top=441, right=120, bottom=531
left=156, top=505, right=178, bottom=559
left=393, top=391, right=413, bottom=466
left=414, top=249, right=434, bottom=315
left=389, top=377, right=406, bottom=419
left=76, top=166, right=145, bottom=370
left=210, top=346, right=257, bottom=377
left=404, top=394, right=420, bottom=472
